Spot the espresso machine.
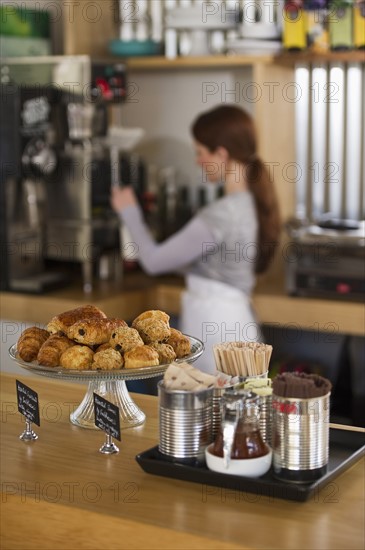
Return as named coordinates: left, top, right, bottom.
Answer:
left=0, top=56, right=127, bottom=293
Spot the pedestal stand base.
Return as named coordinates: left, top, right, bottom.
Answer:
left=70, top=380, right=146, bottom=429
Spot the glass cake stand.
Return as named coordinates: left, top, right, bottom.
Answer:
left=9, top=336, right=204, bottom=430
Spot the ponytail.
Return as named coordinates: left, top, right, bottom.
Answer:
left=247, top=158, right=281, bottom=274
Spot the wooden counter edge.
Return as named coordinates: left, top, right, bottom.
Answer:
left=153, top=284, right=365, bottom=337
left=1, top=282, right=364, bottom=336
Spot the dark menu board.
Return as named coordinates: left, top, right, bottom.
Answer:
left=93, top=393, right=121, bottom=441
left=16, top=380, right=40, bottom=426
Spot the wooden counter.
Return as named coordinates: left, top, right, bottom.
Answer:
left=1, top=273, right=364, bottom=336
left=1, top=372, right=364, bottom=550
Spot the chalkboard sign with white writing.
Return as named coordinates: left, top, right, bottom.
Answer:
left=93, top=393, right=121, bottom=441
left=16, top=380, right=40, bottom=426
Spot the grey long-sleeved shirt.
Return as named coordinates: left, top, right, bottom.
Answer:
left=119, top=191, right=257, bottom=296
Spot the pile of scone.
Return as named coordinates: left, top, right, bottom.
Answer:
left=16, top=305, right=191, bottom=371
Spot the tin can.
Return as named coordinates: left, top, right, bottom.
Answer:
left=212, top=385, right=232, bottom=441
left=272, top=392, right=331, bottom=483
left=257, top=394, right=273, bottom=446
left=158, top=381, right=213, bottom=462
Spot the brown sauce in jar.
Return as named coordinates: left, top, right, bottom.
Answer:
left=211, top=426, right=269, bottom=459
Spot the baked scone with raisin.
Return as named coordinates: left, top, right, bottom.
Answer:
left=92, top=348, right=124, bottom=371
left=60, top=345, right=94, bottom=370
left=150, top=342, right=176, bottom=364
left=166, top=328, right=191, bottom=358
left=94, top=342, right=113, bottom=353
left=109, top=326, right=144, bottom=354
left=124, top=345, right=159, bottom=369
left=109, top=318, right=128, bottom=331
left=37, top=334, right=75, bottom=367
left=17, top=327, right=50, bottom=362
left=132, top=310, right=170, bottom=330
left=67, top=318, right=126, bottom=346
left=47, top=305, right=107, bottom=334
left=135, top=318, right=171, bottom=344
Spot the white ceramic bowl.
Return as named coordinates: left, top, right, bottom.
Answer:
left=205, top=445, right=272, bottom=477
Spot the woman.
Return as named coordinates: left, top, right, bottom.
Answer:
left=111, top=105, right=281, bottom=374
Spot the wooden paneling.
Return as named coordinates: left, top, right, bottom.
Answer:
left=253, top=62, right=296, bottom=222
left=62, top=0, right=117, bottom=56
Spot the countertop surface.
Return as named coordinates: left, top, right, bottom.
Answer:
left=1, top=371, right=364, bottom=550
left=1, top=271, right=364, bottom=336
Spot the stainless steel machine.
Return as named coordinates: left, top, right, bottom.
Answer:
left=0, top=55, right=127, bottom=293
left=285, top=218, right=365, bottom=301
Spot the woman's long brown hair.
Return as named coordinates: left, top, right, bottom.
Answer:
left=192, top=105, right=281, bottom=274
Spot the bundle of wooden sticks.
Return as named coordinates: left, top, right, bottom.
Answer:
left=213, top=342, right=273, bottom=378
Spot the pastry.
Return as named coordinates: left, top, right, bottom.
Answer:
left=166, top=328, right=191, bottom=358
left=124, top=345, right=159, bottom=369
left=67, top=318, right=125, bottom=346
left=109, top=318, right=128, bottom=331
left=17, top=327, right=50, bottom=362
left=92, top=348, right=124, bottom=371
left=95, top=342, right=113, bottom=353
left=109, top=326, right=144, bottom=354
left=47, top=305, right=107, bottom=334
left=60, top=345, right=94, bottom=370
left=150, top=342, right=176, bottom=364
left=37, top=333, right=75, bottom=367
left=135, top=318, right=171, bottom=344
left=132, top=310, right=170, bottom=330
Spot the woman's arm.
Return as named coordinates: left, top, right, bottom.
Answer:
left=111, top=187, right=214, bottom=275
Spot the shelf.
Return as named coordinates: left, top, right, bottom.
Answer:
left=113, top=50, right=365, bottom=70
left=123, top=54, right=274, bottom=70
left=275, top=50, right=365, bottom=66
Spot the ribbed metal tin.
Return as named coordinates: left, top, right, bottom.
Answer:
left=272, top=393, right=330, bottom=482
left=258, top=394, right=273, bottom=446
left=212, top=385, right=231, bottom=441
left=158, top=381, right=213, bottom=460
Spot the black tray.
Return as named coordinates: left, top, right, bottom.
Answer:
left=136, top=428, right=364, bottom=502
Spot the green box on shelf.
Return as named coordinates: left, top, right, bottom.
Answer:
left=0, top=5, right=50, bottom=38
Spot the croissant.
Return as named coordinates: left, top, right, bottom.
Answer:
left=17, top=327, right=50, bottom=362
left=60, top=345, right=94, bottom=370
left=47, top=305, right=107, bottom=334
left=67, top=318, right=125, bottom=346
left=37, top=333, right=75, bottom=367
left=124, top=345, right=159, bottom=369
left=166, top=328, right=191, bottom=358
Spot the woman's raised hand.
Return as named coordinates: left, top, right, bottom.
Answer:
left=110, top=186, right=138, bottom=213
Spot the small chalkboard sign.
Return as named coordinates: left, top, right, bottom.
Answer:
left=93, top=393, right=121, bottom=441
left=16, top=380, right=40, bottom=426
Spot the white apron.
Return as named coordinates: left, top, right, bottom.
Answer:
left=180, top=274, right=263, bottom=374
